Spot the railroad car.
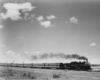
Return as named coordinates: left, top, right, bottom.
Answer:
left=1, top=61, right=91, bottom=71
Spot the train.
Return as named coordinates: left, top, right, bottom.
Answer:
left=0, top=61, right=92, bottom=71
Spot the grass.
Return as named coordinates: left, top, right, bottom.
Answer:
left=0, top=67, right=37, bottom=80
left=21, top=72, right=36, bottom=79
left=0, top=66, right=100, bottom=80
left=52, top=73, right=61, bottom=78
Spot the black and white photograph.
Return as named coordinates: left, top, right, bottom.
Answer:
left=0, top=0, right=100, bottom=80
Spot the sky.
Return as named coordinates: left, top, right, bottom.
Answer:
left=0, top=0, right=100, bottom=64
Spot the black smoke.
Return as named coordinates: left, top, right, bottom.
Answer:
left=31, top=53, right=88, bottom=61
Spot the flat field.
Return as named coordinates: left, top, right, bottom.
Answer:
left=0, top=66, right=100, bottom=80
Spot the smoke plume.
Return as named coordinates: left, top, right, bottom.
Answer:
left=31, top=53, right=88, bottom=61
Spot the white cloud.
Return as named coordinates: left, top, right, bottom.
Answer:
left=36, top=15, right=55, bottom=28
left=0, top=10, right=22, bottom=20
left=69, top=17, right=78, bottom=23
left=30, top=14, right=35, bottom=18
left=0, top=25, right=4, bottom=29
left=39, top=21, right=54, bottom=28
left=28, top=14, right=35, bottom=20
left=0, top=2, right=36, bottom=21
left=6, top=50, right=16, bottom=55
left=47, top=15, right=56, bottom=20
left=24, top=13, right=29, bottom=20
left=36, top=16, right=44, bottom=21
left=89, top=43, right=96, bottom=46
left=24, top=13, right=35, bottom=21
left=6, top=50, right=20, bottom=57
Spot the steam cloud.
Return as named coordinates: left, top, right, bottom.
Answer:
left=31, top=53, right=88, bottom=61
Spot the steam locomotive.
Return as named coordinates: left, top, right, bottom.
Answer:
left=59, top=61, right=91, bottom=71
left=1, top=61, right=91, bottom=71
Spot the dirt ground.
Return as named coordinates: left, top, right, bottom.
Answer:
left=0, top=66, right=100, bottom=80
